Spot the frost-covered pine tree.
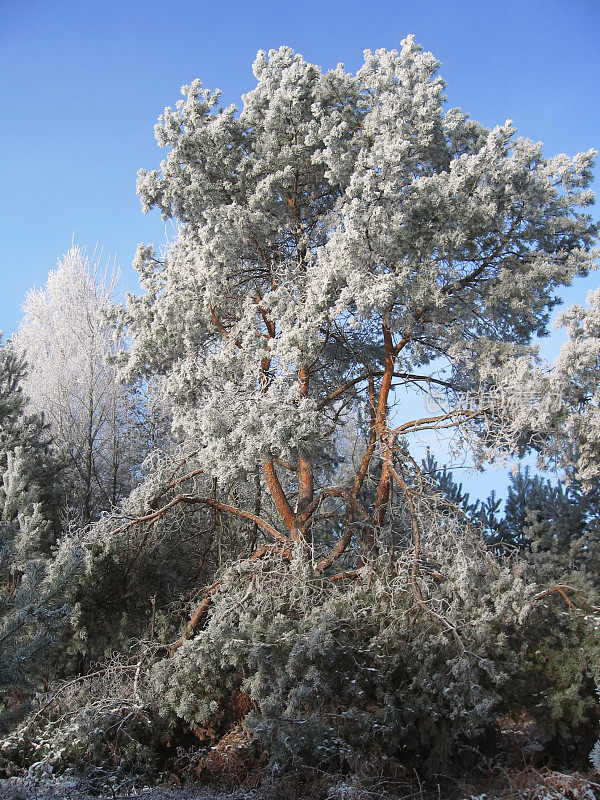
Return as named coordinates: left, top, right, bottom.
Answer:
left=2, top=40, right=597, bottom=784
left=17, top=246, right=150, bottom=523
left=122, top=38, right=597, bottom=571
left=0, top=340, right=70, bottom=725
left=527, top=287, right=600, bottom=492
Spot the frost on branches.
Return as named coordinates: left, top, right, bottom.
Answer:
left=121, top=37, right=597, bottom=572
left=17, top=246, right=149, bottom=522
left=1, top=38, right=599, bottom=791
left=0, top=340, right=70, bottom=726
left=536, top=288, right=600, bottom=489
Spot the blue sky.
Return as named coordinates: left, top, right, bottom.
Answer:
left=2, top=0, right=598, bottom=337
left=1, top=0, right=599, bottom=496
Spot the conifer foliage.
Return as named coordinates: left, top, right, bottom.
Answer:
left=1, top=37, right=600, bottom=797
left=124, top=37, right=597, bottom=568
left=0, top=340, right=68, bottom=726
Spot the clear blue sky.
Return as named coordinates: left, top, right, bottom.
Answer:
left=1, top=0, right=599, bottom=500
left=2, top=0, right=598, bottom=338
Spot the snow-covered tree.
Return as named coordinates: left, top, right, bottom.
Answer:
left=121, top=38, right=596, bottom=571
left=17, top=246, right=149, bottom=523
left=2, top=40, right=598, bottom=785
left=0, top=340, right=71, bottom=725
left=526, top=287, right=600, bottom=492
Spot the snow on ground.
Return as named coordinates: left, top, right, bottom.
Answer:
left=0, top=776, right=259, bottom=800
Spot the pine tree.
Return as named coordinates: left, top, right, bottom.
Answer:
left=0, top=339, right=71, bottom=727
left=121, top=39, right=597, bottom=572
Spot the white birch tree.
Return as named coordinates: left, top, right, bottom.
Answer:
left=17, top=246, right=147, bottom=522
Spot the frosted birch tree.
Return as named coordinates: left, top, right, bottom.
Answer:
left=17, top=246, right=147, bottom=523
left=122, top=38, right=597, bottom=571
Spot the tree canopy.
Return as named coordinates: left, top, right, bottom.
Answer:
left=123, top=37, right=597, bottom=567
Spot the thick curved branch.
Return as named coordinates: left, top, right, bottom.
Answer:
left=263, top=459, right=299, bottom=539
left=316, top=526, right=356, bottom=573
left=114, top=493, right=288, bottom=544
